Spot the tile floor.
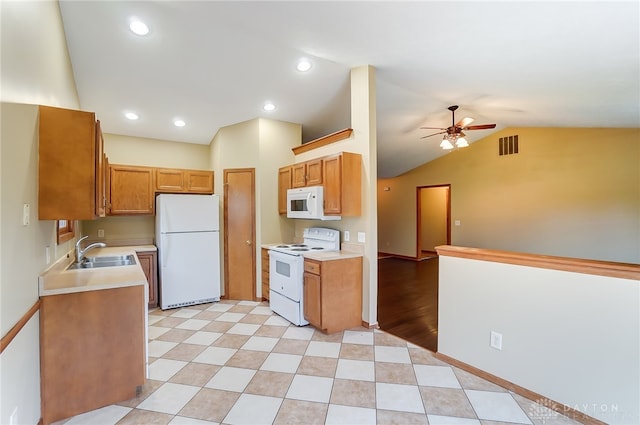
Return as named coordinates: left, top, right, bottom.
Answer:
left=56, top=300, right=580, bottom=425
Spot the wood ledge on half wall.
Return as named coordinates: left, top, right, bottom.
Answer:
left=435, top=245, right=640, bottom=281
left=292, top=128, right=353, bottom=155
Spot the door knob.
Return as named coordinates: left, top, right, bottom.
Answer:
left=246, top=240, right=252, bottom=245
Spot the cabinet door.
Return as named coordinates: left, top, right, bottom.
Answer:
left=38, top=106, right=98, bottom=220
left=292, top=163, right=307, bottom=188
left=137, top=251, right=158, bottom=308
left=278, top=166, right=292, bottom=214
left=306, top=159, right=323, bottom=186
left=186, top=170, right=214, bottom=193
left=156, top=168, right=185, bottom=192
left=95, top=121, right=106, bottom=217
left=261, top=248, right=270, bottom=300
left=323, top=154, right=342, bottom=214
left=303, top=271, right=322, bottom=328
left=109, top=165, right=155, bottom=215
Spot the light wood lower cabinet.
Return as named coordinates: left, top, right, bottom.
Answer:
left=261, top=248, right=270, bottom=300
left=40, top=285, right=146, bottom=425
left=303, top=256, right=363, bottom=334
left=137, top=251, right=158, bottom=308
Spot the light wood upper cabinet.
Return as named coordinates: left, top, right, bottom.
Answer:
left=38, top=105, right=105, bottom=220
left=323, top=152, right=361, bottom=216
left=292, top=163, right=307, bottom=188
left=279, top=152, right=362, bottom=216
left=155, top=168, right=213, bottom=194
left=95, top=121, right=106, bottom=217
left=108, top=165, right=155, bottom=215
left=303, top=256, right=363, bottom=334
left=306, top=159, right=323, bottom=186
left=278, top=166, right=292, bottom=214
left=291, top=159, right=323, bottom=188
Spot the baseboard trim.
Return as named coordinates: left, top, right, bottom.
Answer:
left=361, top=320, right=379, bottom=329
left=377, top=252, right=421, bottom=261
left=435, top=352, right=607, bottom=425
left=0, top=299, right=40, bottom=354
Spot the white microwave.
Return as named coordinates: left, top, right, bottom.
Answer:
left=286, top=186, right=340, bottom=221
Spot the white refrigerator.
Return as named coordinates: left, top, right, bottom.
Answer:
left=156, top=194, right=221, bottom=309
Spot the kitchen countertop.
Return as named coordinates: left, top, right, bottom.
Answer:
left=39, top=245, right=156, bottom=297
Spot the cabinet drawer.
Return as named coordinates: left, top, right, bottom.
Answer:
left=304, top=260, right=321, bottom=275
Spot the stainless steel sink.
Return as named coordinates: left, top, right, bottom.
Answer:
left=67, top=254, right=136, bottom=270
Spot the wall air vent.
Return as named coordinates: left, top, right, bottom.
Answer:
left=499, top=135, right=519, bottom=156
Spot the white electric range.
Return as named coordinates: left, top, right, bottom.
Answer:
left=268, top=227, right=340, bottom=326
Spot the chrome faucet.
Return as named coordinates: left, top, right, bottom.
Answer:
left=75, top=235, right=107, bottom=263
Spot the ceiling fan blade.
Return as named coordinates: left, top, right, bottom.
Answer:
left=463, top=124, right=497, bottom=130
left=420, top=130, right=446, bottom=139
left=456, top=117, right=474, bottom=127
left=419, top=126, right=447, bottom=130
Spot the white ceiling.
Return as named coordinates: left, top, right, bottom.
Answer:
left=59, top=1, right=639, bottom=178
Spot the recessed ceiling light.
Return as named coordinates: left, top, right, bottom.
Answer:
left=125, top=112, right=139, bottom=120
left=263, top=102, right=276, bottom=112
left=129, top=20, right=149, bottom=36
left=297, top=59, right=312, bottom=72
left=174, top=119, right=186, bottom=127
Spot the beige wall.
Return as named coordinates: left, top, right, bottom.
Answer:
left=210, top=118, right=300, bottom=297
left=1, top=1, right=82, bottom=422
left=104, top=133, right=211, bottom=169
left=293, top=66, right=378, bottom=325
left=438, top=255, right=639, bottom=424
left=379, top=127, right=640, bottom=264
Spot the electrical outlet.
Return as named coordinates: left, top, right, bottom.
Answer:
left=97, top=229, right=105, bottom=238
left=45, top=246, right=50, bottom=265
left=490, top=331, right=503, bottom=350
left=343, top=231, right=350, bottom=242
left=357, top=232, right=365, bottom=243
left=455, top=220, right=461, bottom=226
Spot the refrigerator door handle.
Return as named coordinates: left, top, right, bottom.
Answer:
left=161, top=234, right=168, bottom=267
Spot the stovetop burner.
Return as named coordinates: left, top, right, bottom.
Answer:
left=269, top=227, right=341, bottom=256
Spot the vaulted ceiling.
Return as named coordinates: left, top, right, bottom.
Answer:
left=59, top=1, right=639, bottom=178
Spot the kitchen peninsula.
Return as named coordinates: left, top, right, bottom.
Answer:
left=38, top=246, right=152, bottom=425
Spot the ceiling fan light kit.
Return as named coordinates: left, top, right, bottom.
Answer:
left=422, top=105, right=497, bottom=150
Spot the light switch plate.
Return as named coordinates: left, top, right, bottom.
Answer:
left=22, top=203, right=30, bottom=226
left=343, top=231, right=350, bottom=242
left=357, top=232, right=365, bottom=243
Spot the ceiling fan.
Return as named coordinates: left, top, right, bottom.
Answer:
left=421, top=105, right=496, bottom=150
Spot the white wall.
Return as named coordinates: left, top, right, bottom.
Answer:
left=1, top=1, right=81, bottom=422
left=438, top=255, right=640, bottom=424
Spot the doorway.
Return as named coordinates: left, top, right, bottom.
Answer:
left=223, top=168, right=256, bottom=300
left=417, top=185, right=450, bottom=259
